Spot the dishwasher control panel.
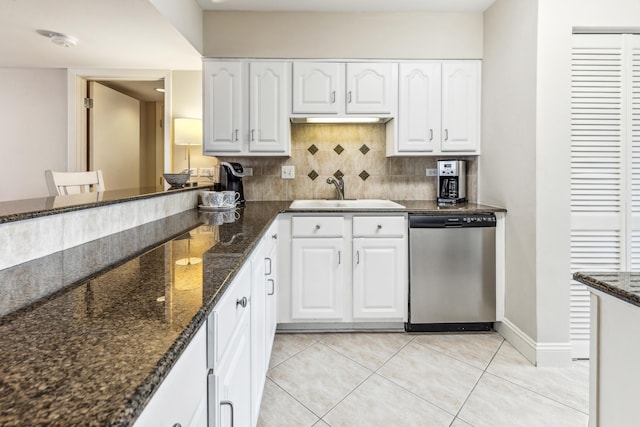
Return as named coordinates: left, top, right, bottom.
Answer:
left=409, top=214, right=496, bottom=228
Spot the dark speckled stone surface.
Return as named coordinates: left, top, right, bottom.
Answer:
left=0, top=201, right=288, bottom=426
left=0, top=199, right=504, bottom=426
left=573, top=272, right=640, bottom=308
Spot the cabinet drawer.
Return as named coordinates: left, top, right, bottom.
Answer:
left=353, top=216, right=406, bottom=238
left=292, top=216, right=344, bottom=237
left=208, top=263, right=251, bottom=368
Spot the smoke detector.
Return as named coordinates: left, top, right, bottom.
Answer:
left=36, top=30, right=78, bottom=48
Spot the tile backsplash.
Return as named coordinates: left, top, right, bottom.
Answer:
left=218, top=123, right=477, bottom=201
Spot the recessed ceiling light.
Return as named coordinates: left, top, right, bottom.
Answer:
left=36, top=29, right=78, bottom=48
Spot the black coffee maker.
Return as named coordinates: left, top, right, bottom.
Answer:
left=218, top=161, right=246, bottom=204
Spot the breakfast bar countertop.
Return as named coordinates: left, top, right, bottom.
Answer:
left=0, top=199, right=505, bottom=426
left=573, top=271, right=640, bottom=308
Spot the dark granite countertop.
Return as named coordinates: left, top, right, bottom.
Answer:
left=0, top=201, right=288, bottom=426
left=0, top=198, right=504, bottom=426
left=0, top=185, right=205, bottom=224
left=573, top=272, right=640, bottom=308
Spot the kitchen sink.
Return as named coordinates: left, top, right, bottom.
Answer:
left=289, top=199, right=406, bottom=210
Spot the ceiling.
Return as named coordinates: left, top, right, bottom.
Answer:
left=196, top=0, right=496, bottom=12
left=0, top=0, right=201, bottom=69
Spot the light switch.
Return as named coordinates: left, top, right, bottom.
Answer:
left=187, top=168, right=197, bottom=177
left=281, top=165, right=295, bottom=179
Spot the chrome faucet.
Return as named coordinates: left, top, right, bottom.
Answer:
left=326, top=177, right=345, bottom=200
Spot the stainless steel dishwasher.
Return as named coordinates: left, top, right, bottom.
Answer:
left=405, top=214, right=496, bottom=332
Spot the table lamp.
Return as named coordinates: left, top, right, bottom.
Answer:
left=174, top=118, right=202, bottom=175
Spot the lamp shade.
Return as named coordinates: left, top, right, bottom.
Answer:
left=174, top=118, right=202, bottom=146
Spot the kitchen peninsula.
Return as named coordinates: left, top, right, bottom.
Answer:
left=0, top=189, right=504, bottom=425
left=573, top=272, right=640, bottom=427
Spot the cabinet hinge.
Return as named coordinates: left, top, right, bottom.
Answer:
left=84, top=98, right=93, bottom=109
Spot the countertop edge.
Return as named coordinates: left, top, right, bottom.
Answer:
left=573, top=272, right=640, bottom=308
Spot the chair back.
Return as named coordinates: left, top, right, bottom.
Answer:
left=45, top=170, right=106, bottom=196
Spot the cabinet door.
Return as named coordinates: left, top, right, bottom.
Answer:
left=398, top=63, right=441, bottom=153
left=250, top=239, right=267, bottom=426
left=352, top=238, right=407, bottom=320
left=346, top=63, right=397, bottom=114
left=291, top=238, right=344, bottom=320
left=292, top=62, right=343, bottom=114
left=265, top=229, right=279, bottom=358
left=249, top=62, right=290, bottom=154
left=210, top=312, right=251, bottom=427
left=441, top=62, right=480, bottom=152
left=134, top=326, right=207, bottom=427
left=203, top=61, right=246, bottom=154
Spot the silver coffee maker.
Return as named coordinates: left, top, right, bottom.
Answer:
left=437, top=159, right=466, bottom=204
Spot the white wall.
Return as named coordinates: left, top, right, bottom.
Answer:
left=150, top=0, right=204, bottom=54
left=0, top=69, right=67, bottom=201
left=170, top=70, right=216, bottom=184
left=481, top=0, right=539, bottom=345
left=203, top=11, right=483, bottom=59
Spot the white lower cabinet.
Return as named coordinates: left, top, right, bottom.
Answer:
left=133, top=326, right=207, bottom=427
left=352, top=238, right=406, bottom=320
left=283, top=214, right=407, bottom=324
left=264, top=222, right=279, bottom=360
left=291, top=238, right=344, bottom=320
left=250, top=239, right=267, bottom=426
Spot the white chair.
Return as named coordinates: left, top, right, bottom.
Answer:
left=45, top=170, right=106, bottom=196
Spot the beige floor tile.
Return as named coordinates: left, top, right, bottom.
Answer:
left=268, top=333, right=325, bottom=369
left=450, top=418, right=473, bottom=427
left=412, top=332, right=504, bottom=370
left=267, top=343, right=372, bottom=417
left=313, top=421, right=330, bottom=427
left=320, top=332, right=413, bottom=370
left=458, top=373, right=589, bottom=427
left=377, top=341, right=483, bottom=414
left=323, top=373, right=454, bottom=427
left=257, top=378, right=319, bottom=427
left=487, top=342, right=589, bottom=413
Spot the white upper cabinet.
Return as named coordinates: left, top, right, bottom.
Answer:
left=392, top=60, right=481, bottom=156
left=203, top=60, right=291, bottom=157
left=398, top=63, right=442, bottom=153
left=203, top=61, right=246, bottom=154
left=346, top=63, right=397, bottom=114
left=292, top=62, right=397, bottom=117
left=441, top=62, right=480, bottom=152
left=292, top=62, right=343, bottom=114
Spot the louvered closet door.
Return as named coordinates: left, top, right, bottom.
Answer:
left=630, top=36, right=640, bottom=270
left=570, top=34, right=626, bottom=359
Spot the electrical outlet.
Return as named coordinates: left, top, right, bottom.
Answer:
left=200, top=167, right=215, bottom=177
left=187, top=168, right=197, bottom=177
left=243, top=167, right=254, bottom=177
left=426, top=168, right=438, bottom=177
left=281, top=165, right=295, bottom=179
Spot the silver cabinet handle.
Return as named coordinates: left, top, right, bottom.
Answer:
left=251, top=129, right=256, bottom=141
left=236, top=297, right=248, bottom=308
left=267, top=278, right=275, bottom=295
left=348, top=91, right=352, bottom=103
left=234, top=129, right=239, bottom=141
left=444, top=129, right=449, bottom=141
left=331, top=90, right=336, bottom=104
left=338, top=250, right=341, bottom=265
left=356, top=250, right=360, bottom=265
left=221, top=400, right=234, bottom=427
left=265, top=257, right=272, bottom=275
left=429, top=129, right=433, bottom=141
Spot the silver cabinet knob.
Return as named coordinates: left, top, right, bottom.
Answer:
left=377, top=224, right=383, bottom=229
left=315, top=224, right=321, bottom=230
left=236, top=297, right=248, bottom=308
left=272, top=233, right=278, bottom=239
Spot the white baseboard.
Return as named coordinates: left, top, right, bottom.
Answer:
left=495, top=318, right=572, bottom=367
